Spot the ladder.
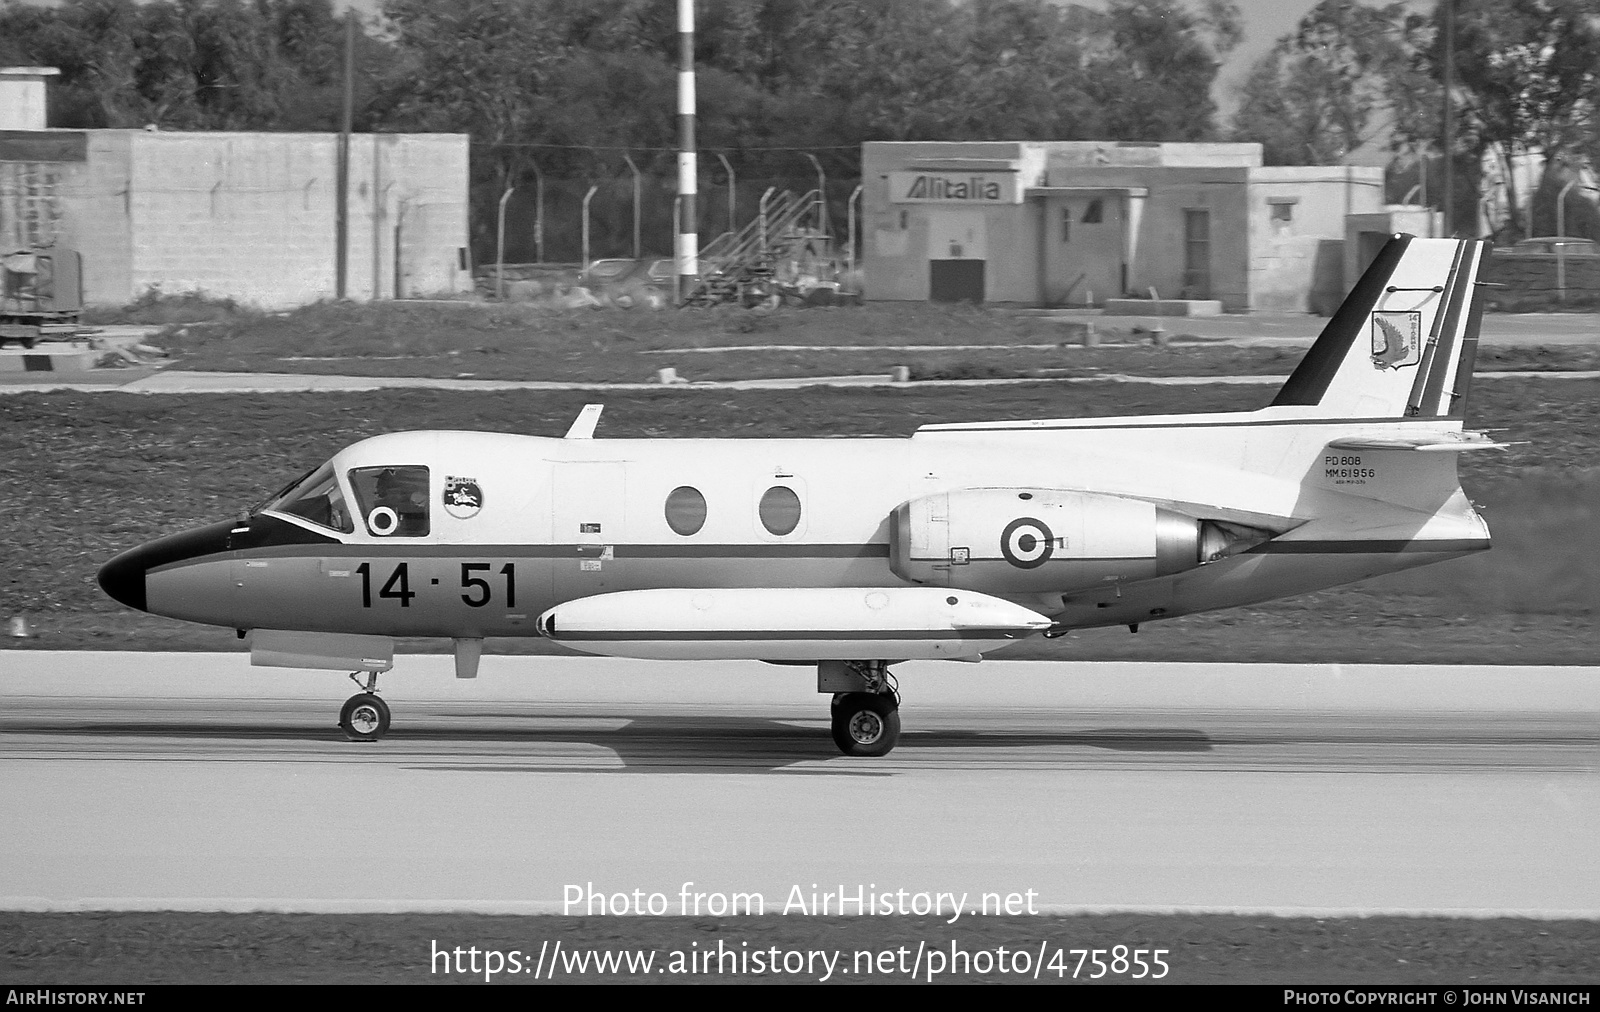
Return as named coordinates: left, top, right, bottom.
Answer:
left=682, top=189, right=830, bottom=307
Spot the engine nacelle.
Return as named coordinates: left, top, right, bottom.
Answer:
left=890, top=488, right=1259, bottom=594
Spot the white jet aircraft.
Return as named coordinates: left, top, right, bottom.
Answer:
left=99, top=235, right=1506, bottom=756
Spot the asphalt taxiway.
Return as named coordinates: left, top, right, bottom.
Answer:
left=2, top=652, right=1596, bottom=917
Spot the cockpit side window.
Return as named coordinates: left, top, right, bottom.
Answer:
left=348, top=465, right=431, bottom=537
left=266, top=463, right=354, bottom=534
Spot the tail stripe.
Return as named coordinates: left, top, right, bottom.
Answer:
left=1401, top=239, right=1466, bottom=414
left=1448, top=267, right=1489, bottom=416
left=1271, top=235, right=1413, bottom=407
left=1426, top=241, right=1486, bottom=418
left=1405, top=239, right=1472, bottom=416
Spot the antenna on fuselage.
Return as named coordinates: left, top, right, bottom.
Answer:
left=564, top=403, right=604, bottom=439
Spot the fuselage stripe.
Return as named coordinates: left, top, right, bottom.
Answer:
left=152, top=543, right=894, bottom=568
left=922, top=414, right=1466, bottom=434
left=1247, top=538, right=1488, bottom=555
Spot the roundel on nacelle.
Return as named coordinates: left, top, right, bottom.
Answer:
left=1000, top=517, right=1055, bottom=569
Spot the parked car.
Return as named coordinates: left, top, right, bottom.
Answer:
left=1507, top=236, right=1598, bottom=256
left=579, top=257, right=674, bottom=309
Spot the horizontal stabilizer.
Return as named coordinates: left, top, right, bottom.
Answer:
left=1326, top=432, right=1519, bottom=453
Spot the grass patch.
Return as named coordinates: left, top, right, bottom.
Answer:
left=1370, top=469, right=1600, bottom=613
left=1, top=378, right=1596, bottom=660
left=147, top=298, right=1333, bottom=383
left=1486, top=289, right=1600, bottom=313
left=81, top=286, right=259, bottom=327
left=1475, top=343, right=1600, bottom=372
left=145, top=299, right=1600, bottom=383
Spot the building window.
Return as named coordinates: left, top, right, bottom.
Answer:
left=664, top=486, right=707, bottom=536
left=1268, top=197, right=1298, bottom=224
left=1081, top=198, right=1103, bottom=224
left=1060, top=207, right=1071, bottom=243
left=758, top=485, right=802, bottom=536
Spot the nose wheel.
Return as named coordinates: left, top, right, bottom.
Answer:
left=340, top=671, right=390, bottom=742
left=830, top=691, right=900, bottom=757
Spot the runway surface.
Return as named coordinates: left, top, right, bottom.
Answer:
left=2, top=652, right=1596, bottom=918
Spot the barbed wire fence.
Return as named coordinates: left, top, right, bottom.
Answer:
left=469, top=143, right=861, bottom=269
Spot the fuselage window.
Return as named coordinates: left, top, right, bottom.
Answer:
left=266, top=462, right=354, bottom=534
left=759, top=485, right=802, bottom=536
left=348, top=465, right=431, bottom=537
left=664, top=486, right=707, bottom=536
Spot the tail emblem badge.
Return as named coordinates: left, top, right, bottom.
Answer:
left=1371, top=311, right=1423, bottom=370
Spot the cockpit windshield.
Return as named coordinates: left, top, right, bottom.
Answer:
left=264, top=462, right=354, bottom=533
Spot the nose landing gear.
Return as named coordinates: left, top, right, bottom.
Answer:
left=340, top=671, right=391, bottom=742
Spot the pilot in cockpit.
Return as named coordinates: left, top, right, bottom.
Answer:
left=368, top=466, right=430, bottom=537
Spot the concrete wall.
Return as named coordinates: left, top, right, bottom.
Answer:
left=61, top=133, right=133, bottom=303
left=54, top=130, right=469, bottom=308
left=1246, top=167, right=1385, bottom=313
left=1048, top=165, right=1252, bottom=309
left=1483, top=250, right=1600, bottom=296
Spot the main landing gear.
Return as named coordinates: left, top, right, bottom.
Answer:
left=826, top=661, right=901, bottom=758
left=340, top=671, right=390, bottom=742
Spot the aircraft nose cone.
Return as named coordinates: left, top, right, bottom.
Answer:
left=97, top=545, right=151, bottom=612
left=97, top=519, right=238, bottom=615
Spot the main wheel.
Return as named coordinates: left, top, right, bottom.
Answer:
left=340, top=693, right=390, bottom=742
left=830, top=692, right=900, bottom=757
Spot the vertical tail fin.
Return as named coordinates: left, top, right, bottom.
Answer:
left=1272, top=235, right=1490, bottom=420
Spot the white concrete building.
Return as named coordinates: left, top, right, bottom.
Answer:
left=862, top=140, right=1386, bottom=312
left=1, top=68, right=471, bottom=308
left=0, top=68, right=57, bottom=131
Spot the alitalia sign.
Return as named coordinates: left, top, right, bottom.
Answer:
left=889, top=171, right=1019, bottom=204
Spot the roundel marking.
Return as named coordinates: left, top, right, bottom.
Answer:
left=1000, top=517, right=1055, bottom=569
left=367, top=506, right=399, bottom=536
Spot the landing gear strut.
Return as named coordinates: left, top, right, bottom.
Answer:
left=826, top=661, right=900, bottom=757
left=340, top=671, right=390, bottom=742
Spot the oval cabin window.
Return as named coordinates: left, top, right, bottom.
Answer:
left=664, top=486, right=707, bottom=536
left=759, top=485, right=802, bottom=536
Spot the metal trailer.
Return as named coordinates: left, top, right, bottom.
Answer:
left=1, top=246, right=83, bottom=348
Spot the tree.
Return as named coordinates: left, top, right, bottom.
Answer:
left=1232, top=1, right=1434, bottom=165
left=0, top=0, right=386, bottom=130
left=1430, top=0, right=1600, bottom=238
left=1084, top=0, right=1241, bottom=141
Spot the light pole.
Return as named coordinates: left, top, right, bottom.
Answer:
left=716, top=151, right=736, bottom=236
left=676, top=0, right=698, bottom=302
left=623, top=152, right=641, bottom=259
left=495, top=186, right=514, bottom=299
left=581, top=184, right=599, bottom=268
left=530, top=160, right=544, bottom=264
left=1442, top=0, right=1454, bottom=237
left=803, top=152, right=827, bottom=238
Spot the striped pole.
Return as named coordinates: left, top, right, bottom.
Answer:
left=676, top=0, right=697, bottom=303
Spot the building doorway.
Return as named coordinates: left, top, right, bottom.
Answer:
left=1183, top=208, right=1211, bottom=299
left=929, top=260, right=985, bottom=302
left=926, top=209, right=987, bottom=303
